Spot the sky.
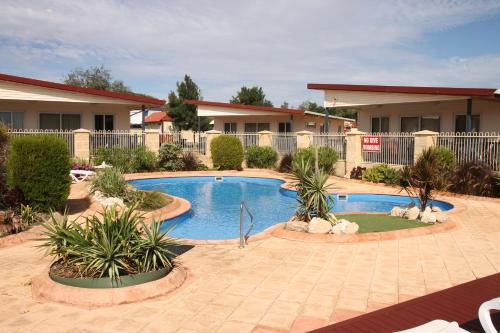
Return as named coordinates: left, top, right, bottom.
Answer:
left=1, top=0, right=500, bottom=107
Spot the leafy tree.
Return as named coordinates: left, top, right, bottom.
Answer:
left=298, top=100, right=357, bottom=120
left=281, top=101, right=290, bottom=109
left=230, top=86, right=273, bottom=106
left=298, top=100, right=325, bottom=113
left=63, top=65, right=132, bottom=93
left=168, top=75, right=211, bottom=131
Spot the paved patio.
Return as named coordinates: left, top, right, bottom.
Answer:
left=0, top=171, right=499, bottom=332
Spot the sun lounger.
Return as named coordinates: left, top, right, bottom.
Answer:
left=479, top=297, right=500, bottom=333
left=70, top=170, right=96, bottom=183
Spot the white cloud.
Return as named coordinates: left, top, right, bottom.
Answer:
left=0, top=0, right=499, bottom=105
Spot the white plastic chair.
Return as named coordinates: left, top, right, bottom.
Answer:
left=479, top=297, right=500, bottom=333
left=70, top=170, right=96, bottom=183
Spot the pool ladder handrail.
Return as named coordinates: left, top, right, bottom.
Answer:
left=239, top=201, right=254, bottom=248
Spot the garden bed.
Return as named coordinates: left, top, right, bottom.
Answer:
left=336, top=213, right=428, bottom=233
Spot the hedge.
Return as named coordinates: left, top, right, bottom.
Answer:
left=293, top=146, right=339, bottom=174
left=8, top=135, right=71, bottom=211
left=211, top=135, right=244, bottom=170
left=245, top=145, right=278, bottom=168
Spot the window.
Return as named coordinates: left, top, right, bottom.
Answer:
left=0, top=112, right=23, bottom=129
left=305, top=122, right=316, bottom=129
left=455, top=115, right=480, bottom=132
left=39, top=113, right=81, bottom=130
left=371, top=117, right=389, bottom=132
left=244, top=122, right=270, bottom=132
left=278, top=122, right=292, bottom=133
left=400, top=117, right=419, bottom=133
left=421, top=116, right=440, bottom=132
left=94, top=114, right=114, bottom=131
left=224, top=122, right=237, bottom=133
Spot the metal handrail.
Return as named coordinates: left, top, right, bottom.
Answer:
left=239, top=201, right=254, bottom=248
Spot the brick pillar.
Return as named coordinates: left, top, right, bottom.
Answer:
left=345, top=129, right=366, bottom=174
left=296, top=131, right=313, bottom=149
left=413, top=130, right=438, bottom=163
left=258, top=130, right=272, bottom=147
left=144, top=129, right=160, bottom=154
left=205, top=130, right=222, bottom=159
left=73, top=129, right=90, bottom=161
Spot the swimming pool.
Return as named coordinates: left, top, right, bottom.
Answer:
left=129, top=176, right=453, bottom=240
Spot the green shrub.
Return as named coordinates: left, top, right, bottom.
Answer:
left=0, top=123, right=9, bottom=195
left=128, top=190, right=172, bottom=211
left=90, top=168, right=127, bottom=198
left=278, top=153, right=293, bottom=173
left=8, top=135, right=71, bottom=211
left=362, top=164, right=400, bottom=184
left=38, top=206, right=180, bottom=280
left=245, top=145, right=278, bottom=169
left=211, top=135, right=244, bottom=170
left=293, top=147, right=339, bottom=174
left=158, top=143, right=184, bottom=171
left=432, top=146, right=455, bottom=172
left=94, top=146, right=157, bottom=173
left=450, top=161, right=499, bottom=198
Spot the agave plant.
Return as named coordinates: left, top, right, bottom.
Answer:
left=291, top=156, right=335, bottom=222
left=38, top=205, right=179, bottom=280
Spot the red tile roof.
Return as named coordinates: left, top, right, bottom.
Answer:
left=145, top=111, right=172, bottom=123
left=0, top=73, right=165, bottom=106
left=184, top=100, right=305, bottom=115
left=307, top=83, right=498, bottom=97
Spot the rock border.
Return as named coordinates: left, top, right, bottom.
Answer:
left=31, top=265, right=187, bottom=308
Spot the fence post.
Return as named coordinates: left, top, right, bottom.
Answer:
left=205, top=130, right=222, bottom=159
left=73, top=129, right=90, bottom=161
left=144, top=129, right=160, bottom=154
left=258, top=130, right=272, bottom=147
left=345, top=129, right=366, bottom=175
left=413, top=130, right=438, bottom=163
left=296, top=131, right=313, bottom=149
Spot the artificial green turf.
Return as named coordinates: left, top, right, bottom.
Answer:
left=335, top=214, right=427, bottom=233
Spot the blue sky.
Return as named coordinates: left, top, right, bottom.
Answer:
left=1, top=0, right=500, bottom=107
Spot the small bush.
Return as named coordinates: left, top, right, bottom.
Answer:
left=0, top=123, right=9, bottom=195
left=278, top=153, right=293, bottom=173
left=180, top=152, right=208, bottom=171
left=93, top=146, right=157, bottom=173
left=293, top=147, right=339, bottom=174
left=362, top=164, right=400, bottom=184
left=158, top=143, right=184, bottom=171
left=245, top=145, right=278, bottom=169
left=450, top=161, right=499, bottom=197
left=128, top=190, right=172, bottom=211
left=433, top=146, right=455, bottom=172
left=211, top=135, right=244, bottom=170
left=90, top=168, right=127, bottom=198
left=350, top=166, right=366, bottom=180
left=8, top=135, right=71, bottom=211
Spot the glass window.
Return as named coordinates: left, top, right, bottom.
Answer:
left=278, top=122, right=292, bottom=133
left=305, top=122, right=316, bottom=129
left=257, top=123, right=270, bottom=131
left=224, top=122, right=237, bottom=133
left=421, top=116, right=440, bottom=132
left=95, top=114, right=114, bottom=131
left=61, top=114, right=81, bottom=130
left=244, top=123, right=257, bottom=132
left=39, top=113, right=61, bottom=130
left=401, top=117, right=419, bottom=132
left=455, top=115, right=480, bottom=132
left=371, top=117, right=389, bottom=132
left=371, top=117, right=380, bottom=132
left=0, top=112, right=23, bottom=129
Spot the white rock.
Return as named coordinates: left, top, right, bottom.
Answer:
left=308, top=217, right=332, bottom=234
left=431, top=206, right=442, bottom=212
left=390, top=207, right=405, bottom=217
left=405, top=206, right=420, bottom=220
left=344, top=222, right=359, bottom=234
left=100, top=197, right=125, bottom=207
left=420, top=210, right=437, bottom=224
left=285, top=220, right=309, bottom=232
left=435, top=212, right=448, bottom=223
left=331, top=224, right=344, bottom=235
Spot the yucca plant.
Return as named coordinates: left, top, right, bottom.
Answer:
left=291, top=156, right=335, bottom=222
left=38, top=205, right=179, bottom=281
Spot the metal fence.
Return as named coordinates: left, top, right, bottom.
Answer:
left=90, top=130, right=145, bottom=154
left=160, top=132, right=207, bottom=154
left=438, top=132, right=500, bottom=171
left=313, top=133, right=346, bottom=159
left=362, top=132, right=415, bottom=166
left=9, top=129, right=75, bottom=157
left=272, top=132, right=297, bottom=154
left=226, top=132, right=259, bottom=150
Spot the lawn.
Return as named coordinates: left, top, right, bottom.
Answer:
left=336, top=214, right=427, bottom=233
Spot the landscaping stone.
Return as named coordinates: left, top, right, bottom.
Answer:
left=390, top=207, right=405, bottom=217
left=431, top=206, right=442, bottom=212
left=331, top=219, right=359, bottom=235
left=405, top=206, right=420, bottom=220
left=420, top=210, right=437, bottom=224
left=344, top=222, right=359, bottom=234
left=307, top=217, right=331, bottom=234
left=285, top=220, right=309, bottom=232
left=435, top=212, right=449, bottom=223
left=93, top=190, right=125, bottom=208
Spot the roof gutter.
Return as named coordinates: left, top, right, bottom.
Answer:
left=304, top=110, right=355, bottom=122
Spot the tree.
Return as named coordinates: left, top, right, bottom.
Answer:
left=63, top=65, right=132, bottom=93
left=168, top=75, right=211, bottom=131
left=280, top=101, right=290, bottom=109
left=230, top=86, right=273, bottom=106
left=298, top=100, right=357, bottom=120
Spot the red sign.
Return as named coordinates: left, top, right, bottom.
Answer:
left=362, top=136, right=381, bottom=152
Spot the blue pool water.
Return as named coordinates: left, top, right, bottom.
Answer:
left=129, top=176, right=453, bottom=240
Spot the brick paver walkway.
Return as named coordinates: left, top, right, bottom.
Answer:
left=1, top=172, right=499, bottom=332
